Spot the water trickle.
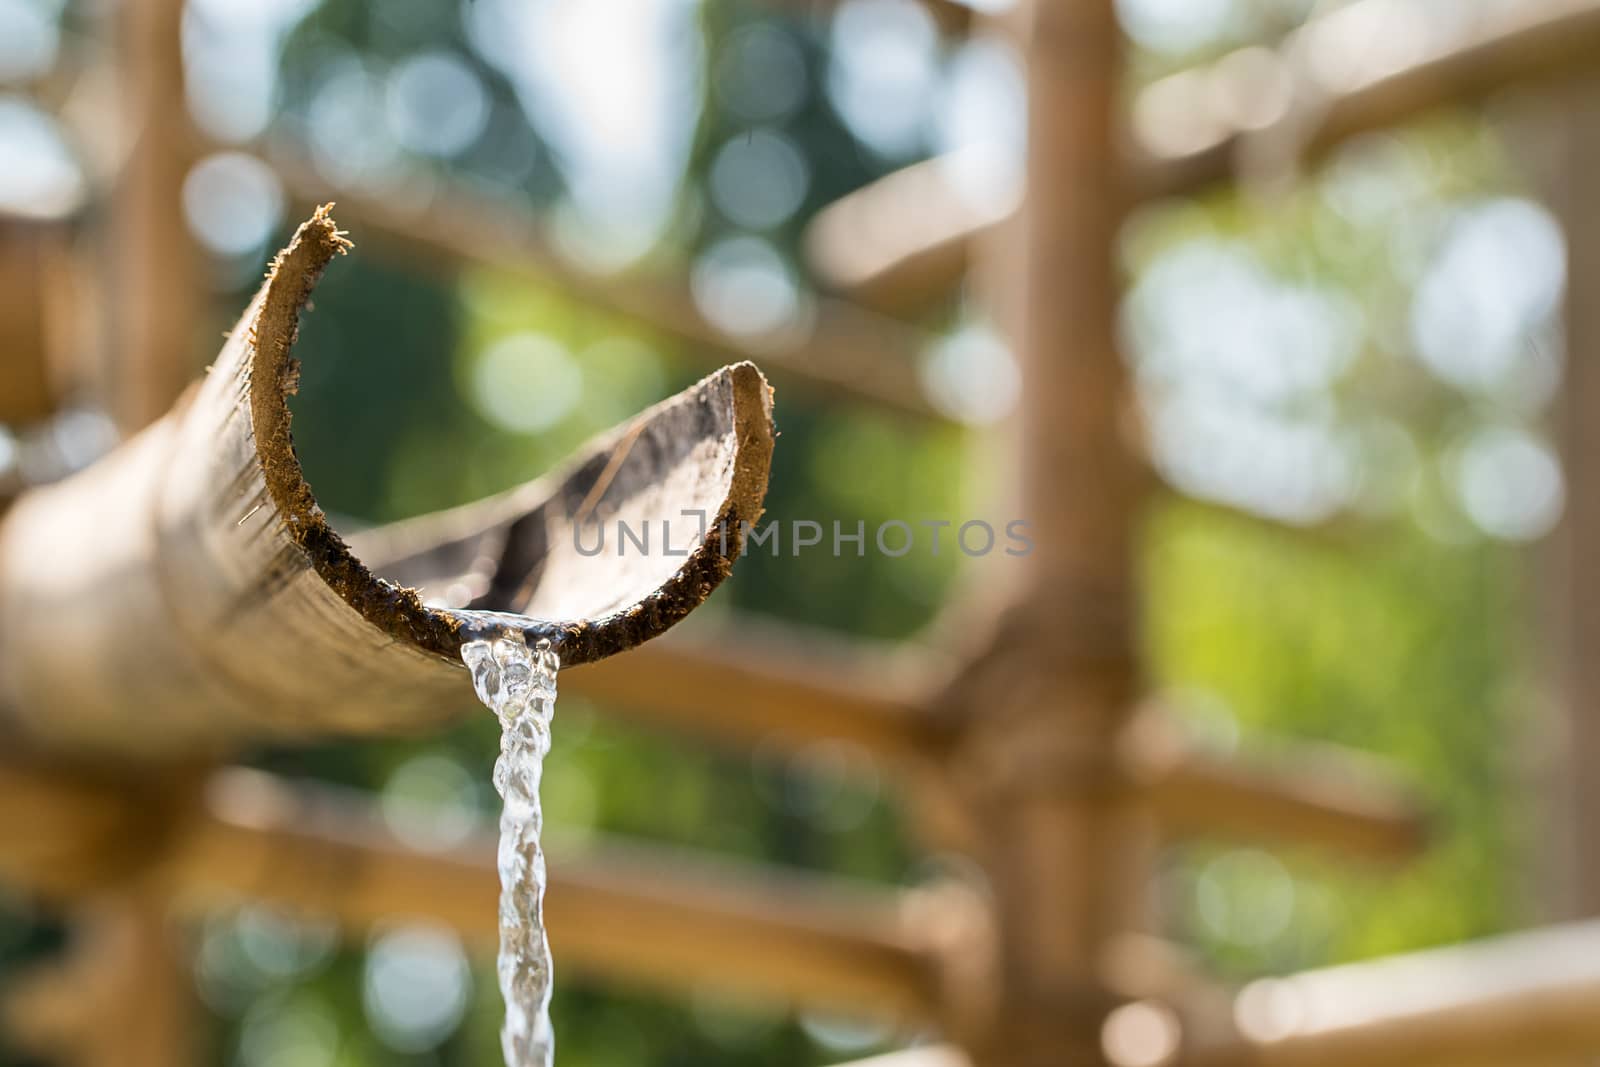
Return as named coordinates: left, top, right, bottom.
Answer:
left=460, top=624, right=559, bottom=1067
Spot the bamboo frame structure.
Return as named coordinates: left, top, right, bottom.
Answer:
left=5, top=0, right=1600, bottom=1065
left=4, top=744, right=1592, bottom=1067
left=806, top=0, right=1600, bottom=310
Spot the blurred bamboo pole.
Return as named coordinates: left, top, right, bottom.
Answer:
left=563, top=620, right=938, bottom=765
left=1121, top=712, right=1427, bottom=861
left=837, top=920, right=1600, bottom=1067
left=1, top=759, right=1588, bottom=1065
left=0, top=217, right=71, bottom=428
left=1538, top=79, right=1600, bottom=920
left=30, top=1, right=209, bottom=1060
left=0, top=763, right=948, bottom=1022
left=109, top=0, right=200, bottom=431
left=830, top=1048, right=970, bottom=1067
left=3, top=894, right=197, bottom=1067
left=807, top=0, right=1600, bottom=309
left=1181, top=921, right=1600, bottom=1067
left=939, top=0, right=1143, bottom=1062
left=770, top=0, right=974, bottom=36
left=573, top=629, right=1426, bottom=858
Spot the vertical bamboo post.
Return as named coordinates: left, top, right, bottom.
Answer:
left=109, top=0, right=200, bottom=431
left=1539, top=79, right=1600, bottom=921
left=4, top=895, right=196, bottom=1067
left=1016, top=0, right=1132, bottom=600
left=954, top=1, right=1142, bottom=1063
left=80, top=897, right=196, bottom=1067
left=36, top=5, right=209, bottom=1061
left=0, top=219, right=70, bottom=428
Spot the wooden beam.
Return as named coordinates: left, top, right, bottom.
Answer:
left=0, top=210, right=773, bottom=760
left=0, top=758, right=1436, bottom=1055
left=563, top=619, right=940, bottom=767
left=0, top=763, right=945, bottom=1022
left=1181, top=921, right=1600, bottom=1067
left=1135, top=0, right=1600, bottom=200
left=942, top=0, right=1142, bottom=1061
left=763, top=0, right=975, bottom=37
left=0, top=763, right=167, bottom=895
left=109, top=0, right=201, bottom=431
left=0, top=217, right=72, bottom=426
left=829, top=1048, right=971, bottom=1067
left=1123, top=714, right=1428, bottom=862
left=3, top=894, right=198, bottom=1067
left=802, top=155, right=1010, bottom=316
left=552, top=624, right=1428, bottom=861
left=258, top=143, right=945, bottom=422
left=1536, top=78, right=1600, bottom=920
left=807, top=0, right=1600, bottom=308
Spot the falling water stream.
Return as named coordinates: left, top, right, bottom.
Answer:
left=459, top=619, right=560, bottom=1067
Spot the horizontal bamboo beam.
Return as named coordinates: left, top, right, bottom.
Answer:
left=802, top=156, right=1011, bottom=314
left=564, top=618, right=940, bottom=767
left=825, top=922, right=1600, bottom=1067
left=830, top=1048, right=970, bottom=1067
left=0, top=763, right=944, bottom=1021
left=1134, top=0, right=1600, bottom=200
left=189, top=768, right=944, bottom=1020
left=567, top=641, right=1427, bottom=860
left=807, top=0, right=1600, bottom=308
left=766, top=0, right=973, bottom=36
left=0, top=758, right=1443, bottom=1053
left=564, top=626, right=1428, bottom=858
left=6, top=763, right=1572, bottom=1065
left=0, top=210, right=773, bottom=760
left=258, top=143, right=945, bottom=422
left=0, top=763, right=161, bottom=896
left=1183, top=920, right=1600, bottom=1067
left=1122, top=714, right=1428, bottom=861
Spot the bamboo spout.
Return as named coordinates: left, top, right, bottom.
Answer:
left=0, top=208, right=775, bottom=760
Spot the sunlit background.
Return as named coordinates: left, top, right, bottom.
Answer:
left=0, top=0, right=1581, bottom=1063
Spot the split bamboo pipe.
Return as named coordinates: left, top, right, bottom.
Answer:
left=0, top=209, right=774, bottom=760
